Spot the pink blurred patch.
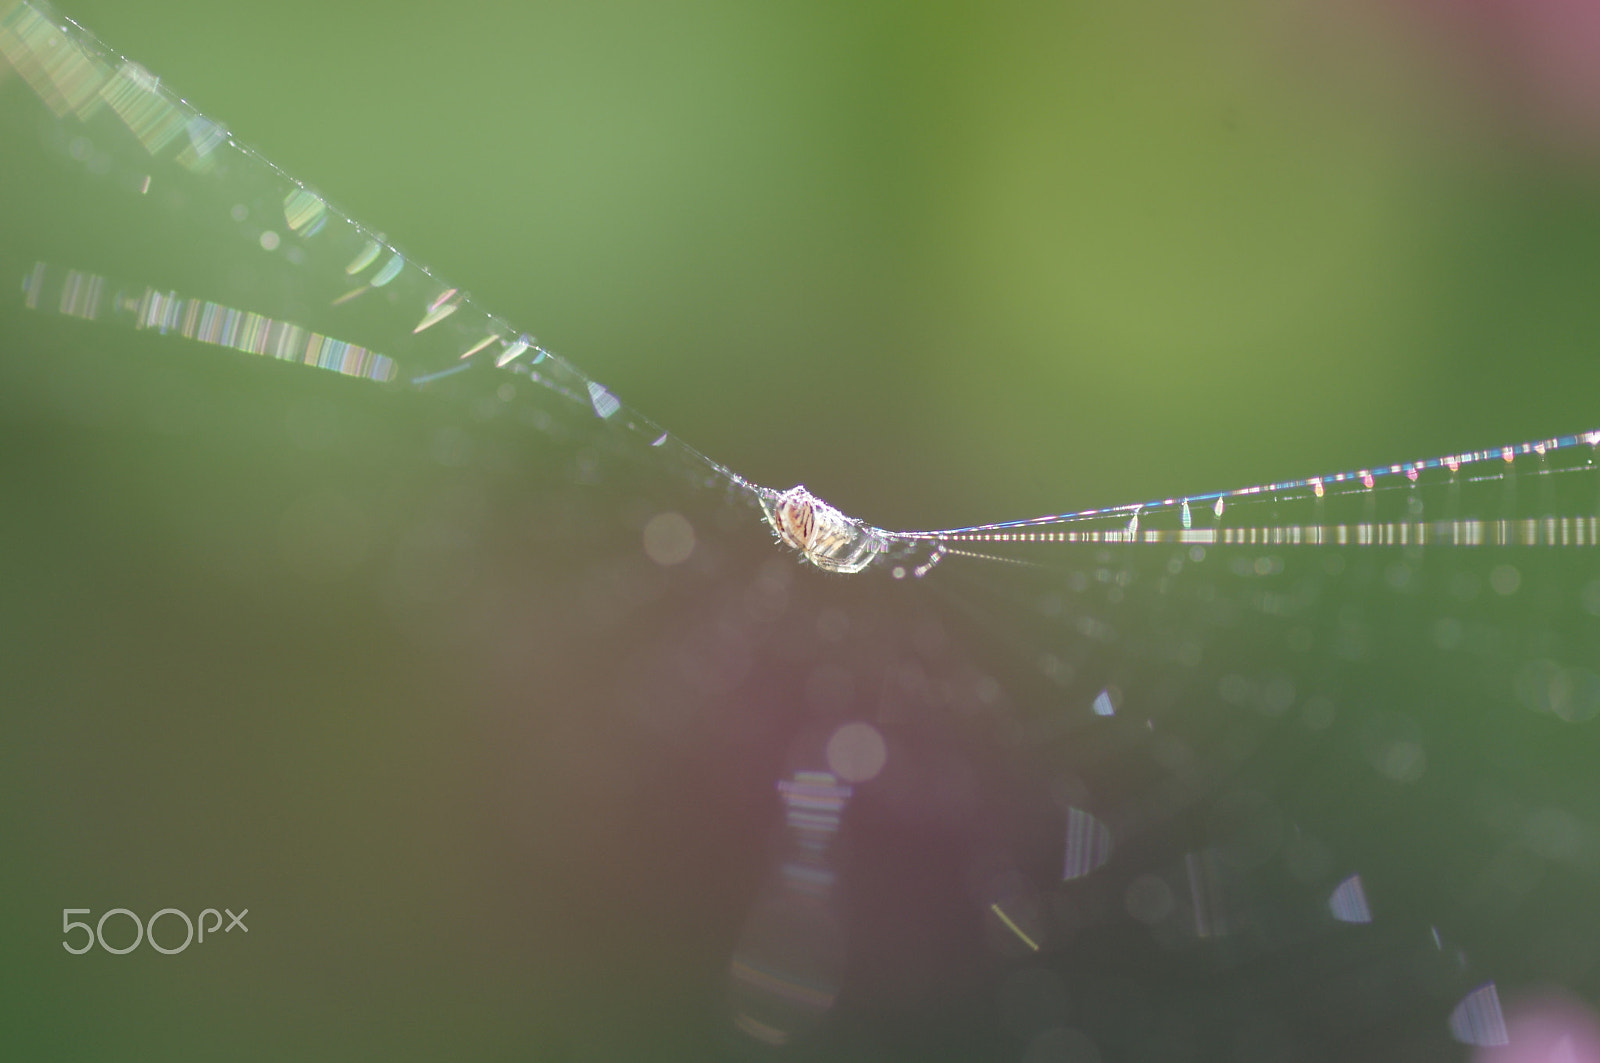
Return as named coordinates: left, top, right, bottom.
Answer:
left=1399, top=0, right=1600, bottom=148
left=1477, top=991, right=1600, bottom=1063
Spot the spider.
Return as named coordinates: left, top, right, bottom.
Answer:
left=760, top=484, right=891, bottom=574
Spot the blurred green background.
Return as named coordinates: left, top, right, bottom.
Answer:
left=59, top=0, right=1600, bottom=531
left=10, top=2, right=1600, bottom=1059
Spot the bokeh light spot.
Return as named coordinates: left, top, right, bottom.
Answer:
left=1490, top=564, right=1522, bottom=596
left=826, top=722, right=886, bottom=783
left=642, top=511, right=695, bottom=566
left=1329, top=874, right=1373, bottom=923
left=1124, top=874, right=1175, bottom=925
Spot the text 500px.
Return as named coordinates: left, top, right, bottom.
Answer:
left=62, top=907, right=248, bottom=954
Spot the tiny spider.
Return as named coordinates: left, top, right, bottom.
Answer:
left=760, top=484, right=890, bottom=574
